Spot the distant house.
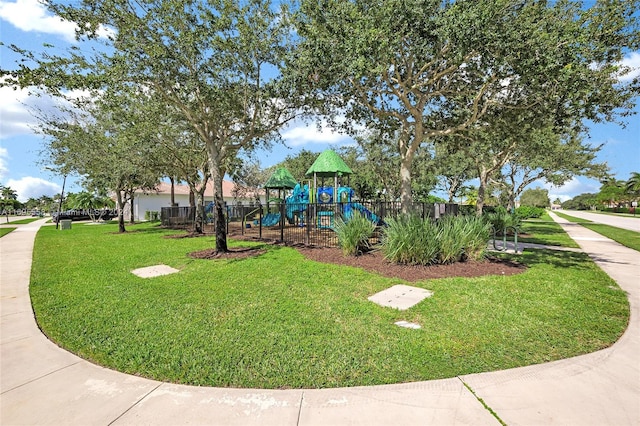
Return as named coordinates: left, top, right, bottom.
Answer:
left=127, top=180, right=264, bottom=221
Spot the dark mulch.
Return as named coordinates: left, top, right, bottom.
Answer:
left=296, top=247, right=526, bottom=282
left=188, top=246, right=266, bottom=260
left=188, top=239, right=526, bottom=281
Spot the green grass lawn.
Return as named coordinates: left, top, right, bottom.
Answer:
left=580, top=224, right=640, bottom=252
left=0, top=227, right=17, bottom=237
left=553, top=211, right=592, bottom=223
left=518, top=212, right=580, bottom=248
left=7, top=217, right=42, bottom=225
left=30, top=222, right=629, bottom=389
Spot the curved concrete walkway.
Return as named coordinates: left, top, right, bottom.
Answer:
left=1, top=214, right=638, bottom=425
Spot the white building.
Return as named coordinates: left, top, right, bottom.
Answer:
left=128, top=180, right=264, bottom=221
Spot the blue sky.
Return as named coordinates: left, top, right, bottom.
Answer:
left=1, top=0, right=638, bottom=203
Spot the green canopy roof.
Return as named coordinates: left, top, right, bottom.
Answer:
left=305, top=149, right=353, bottom=178
left=264, top=167, right=298, bottom=189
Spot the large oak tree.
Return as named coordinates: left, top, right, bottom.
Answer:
left=5, top=0, right=301, bottom=252
left=293, top=0, right=639, bottom=212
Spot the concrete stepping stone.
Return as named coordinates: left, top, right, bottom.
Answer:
left=131, top=264, right=179, bottom=278
left=394, top=320, right=422, bottom=329
left=368, top=284, right=433, bottom=310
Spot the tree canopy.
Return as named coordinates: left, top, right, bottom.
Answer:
left=293, top=0, right=639, bottom=212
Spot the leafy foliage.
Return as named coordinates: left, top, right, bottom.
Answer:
left=515, top=206, right=546, bottom=220
left=381, top=214, right=490, bottom=265
left=520, top=188, right=550, bottom=208
left=333, top=211, right=377, bottom=256
left=293, top=0, right=639, bottom=213
left=484, top=207, right=522, bottom=235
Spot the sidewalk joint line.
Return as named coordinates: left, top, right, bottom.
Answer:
left=296, top=391, right=304, bottom=426
left=458, top=377, right=507, bottom=426
left=0, top=360, right=82, bottom=395
left=108, top=382, right=162, bottom=425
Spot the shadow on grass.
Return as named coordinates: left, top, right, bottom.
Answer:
left=519, top=249, right=593, bottom=270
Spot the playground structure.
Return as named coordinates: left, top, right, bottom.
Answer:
left=160, top=149, right=460, bottom=247
left=248, top=150, right=382, bottom=231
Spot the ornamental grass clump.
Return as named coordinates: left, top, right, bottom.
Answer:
left=455, top=215, right=491, bottom=261
left=381, top=214, right=491, bottom=265
left=381, top=214, right=440, bottom=265
left=333, top=210, right=377, bottom=256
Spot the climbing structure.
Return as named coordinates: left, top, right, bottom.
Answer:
left=262, top=167, right=298, bottom=226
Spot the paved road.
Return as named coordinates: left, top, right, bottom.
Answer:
left=558, top=209, right=640, bottom=232
left=1, top=216, right=639, bottom=425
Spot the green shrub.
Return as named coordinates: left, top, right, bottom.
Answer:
left=381, top=214, right=440, bottom=265
left=145, top=211, right=160, bottom=221
left=381, top=214, right=491, bottom=265
left=456, top=215, right=492, bottom=261
left=485, top=208, right=521, bottom=235
left=333, top=211, right=377, bottom=256
left=515, top=206, right=545, bottom=219
left=438, top=216, right=466, bottom=264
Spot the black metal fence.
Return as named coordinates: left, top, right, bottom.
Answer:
left=160, top=206, right=197, bottom=227
left=162, top=201, right=459, bottom=247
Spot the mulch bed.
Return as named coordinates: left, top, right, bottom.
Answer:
left=295, top=247, right=526, bottom=282
left=188, top=246, right=266, bottom=260
left=187, top=239, right=526, bottom=281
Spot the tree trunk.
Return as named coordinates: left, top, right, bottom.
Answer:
left=127, top=190, right=135, bottom=224
left=476, top=168, right=489, bottom=216
left=507, top=195, right=516, bottom=213
left=213, top=178, right=227, bottom=252
left=116, top=190, right=126, bottom=233
left=205, top=142, right=228, bottom=252
left=398, top=128, right=416, bottom=214
left=399, top=157, right=413, bottom=214
left=189, top=185, right=204, bottom=234
left=170, top=176, right=177, bottom=206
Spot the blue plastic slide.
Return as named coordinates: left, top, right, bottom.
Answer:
left=350, top=202, right=382, bottom=225
left=261, top=212, right=281, bottom=227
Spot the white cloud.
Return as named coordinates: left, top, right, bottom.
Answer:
left=0, top=85, right=93, bottom=139
left=542, top=177, right=600, bottom=202
left=0, top=0, right=115, bottom=42
left=0, top=0, right=77, bottom=42
left=282, top=122, right=351, bottom=147
left=6, top=176, right=61, bottom=202
left=0, top=147, right=8, bottom=179
left=0, top=86, right=43, bottom=138
left=619, top=51, right=640, bottom=83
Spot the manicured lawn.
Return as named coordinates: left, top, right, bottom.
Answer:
left=553, top=211, right=592, bottom=223
left=554, top=212, right=640, bottom=252
left=518, top=212, right=580, bottom=248
left=581, top=224, right=640, bottom=252
left=8, top=217, right=42, bottom=224
left=30, top=222, right=629, bottom=389
left=0, top=227, right=17, bottom=238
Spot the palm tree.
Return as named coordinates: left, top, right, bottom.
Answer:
left=1, top=185, right=18, bottom=201
left=625, top=172, right=640, bottom=197
left=1, top=185, right=18, bottom=220
left=70, top=191, right=115, bottom=222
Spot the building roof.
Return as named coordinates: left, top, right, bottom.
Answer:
left=305, top=149, right=353, bottom=178
left=264, top=167, right=298, bottom=189
left=138, top=180, right=262, bottom=199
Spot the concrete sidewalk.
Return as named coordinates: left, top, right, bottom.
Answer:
left=1, top=214, right=638, bottom=425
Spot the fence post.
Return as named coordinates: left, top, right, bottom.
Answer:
left=305, top=204, right=311, bottom=245
left=279, top=202, right=285, bottom=243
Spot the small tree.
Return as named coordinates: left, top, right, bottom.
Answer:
left=519, top=188, right=550, bottom=209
